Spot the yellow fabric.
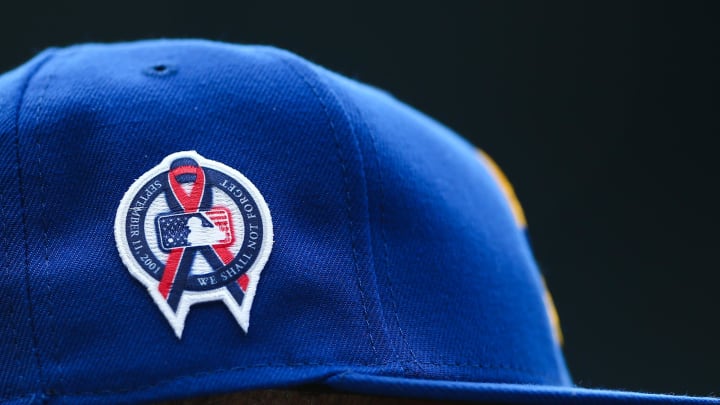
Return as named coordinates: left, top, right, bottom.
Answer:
left=478, top=150, right=563, bottom=346
left=543, top=279, right=565, bottom=346
left=477, top=150, right=528, bottom=229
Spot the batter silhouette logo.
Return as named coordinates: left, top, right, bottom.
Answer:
left=115, top=151, right=273, bottom=338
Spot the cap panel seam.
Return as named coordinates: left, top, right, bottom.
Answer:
left=0, top=135, right=18, bottom=396
left=27, top=49, right=75, bottom=396
left=267, top=51, right=382, bottom=362
left=348, top=95, right=425, bottom=375
left=13, top=49, right=58, bottom=399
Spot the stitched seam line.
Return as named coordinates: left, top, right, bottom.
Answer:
left=272, top=53, right=379, bottom=360
left=0, top=129, right=20, bottom=398
left=351, top=98, right=425, bottom=374
left=14, top=50, right=57, bottom=399
left=32, top=53, right=68, bottom=395
left=332, top=91, right=408, bottom=373
left=0, top=360, right=556, bottom=401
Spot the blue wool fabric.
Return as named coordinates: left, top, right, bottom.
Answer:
left=0, top=40, right=716, bottom=404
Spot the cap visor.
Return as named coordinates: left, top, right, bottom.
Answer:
left=325, top=372, right=718, bottom=404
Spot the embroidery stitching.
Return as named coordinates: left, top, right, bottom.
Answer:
left=114, top=151, right=273, bottom=338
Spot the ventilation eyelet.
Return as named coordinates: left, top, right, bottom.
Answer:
left=143, top=64, right=177, bottom=77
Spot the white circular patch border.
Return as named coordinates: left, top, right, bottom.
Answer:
left=114, top=150, right=273, bottom=338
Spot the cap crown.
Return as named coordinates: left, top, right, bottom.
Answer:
left=0, top=40, right=569, bottom=403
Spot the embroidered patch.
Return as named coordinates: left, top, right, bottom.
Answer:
left=114, top=151, right=273, bottom=338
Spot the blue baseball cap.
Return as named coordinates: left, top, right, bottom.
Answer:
left=0, top=39, right=715, bottom=404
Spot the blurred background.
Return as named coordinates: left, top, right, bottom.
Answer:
left=2, top=0, right=717, bottom=396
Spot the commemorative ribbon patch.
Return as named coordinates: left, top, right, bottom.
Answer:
left=115, top=151, right=273, bottom=338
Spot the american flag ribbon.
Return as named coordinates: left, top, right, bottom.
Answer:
left=157, top=159, right=248, bottom=311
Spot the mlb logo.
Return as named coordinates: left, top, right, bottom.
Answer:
left=156, top=208, right=234, bottom=251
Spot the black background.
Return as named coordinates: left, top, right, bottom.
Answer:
left=2, top=1, right=718, bottom=396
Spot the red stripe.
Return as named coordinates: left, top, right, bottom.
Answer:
left=213, top=246, right=235, bottom=265
left=238, top=274, right=249, bottom=292
left=159, top=248, right=184, bottom=298
left=169, top=165, right=205, bottom=213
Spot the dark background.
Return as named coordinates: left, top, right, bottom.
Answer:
left=2, top=0, right=718, bottom=396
